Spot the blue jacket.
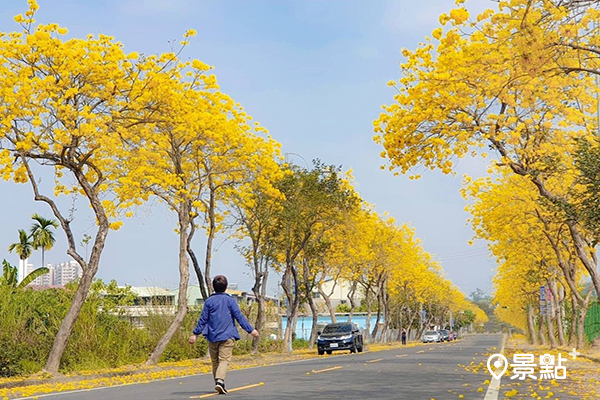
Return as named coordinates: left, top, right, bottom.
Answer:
left=193, top=292, right=254, bottom=342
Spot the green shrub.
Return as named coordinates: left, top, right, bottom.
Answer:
left=292, top=338, right=310, bottom=349
left=0, top=280, right=209, bottom=377
left=0, top=285, right=69, bottom=376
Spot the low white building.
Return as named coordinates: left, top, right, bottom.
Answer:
left=312, top=279, right=356, bottom=311
left=112, top=286, right=177, bottom=328
left=170, top=284, right=280, bottom=308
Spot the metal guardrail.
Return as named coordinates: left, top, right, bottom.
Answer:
left=584, top=301, right=600, bottom=343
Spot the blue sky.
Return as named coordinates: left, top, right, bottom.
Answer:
left=0, top=0, right=495, bottom=296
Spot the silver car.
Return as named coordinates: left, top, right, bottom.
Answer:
left=422, top=330, right=441, bottom=343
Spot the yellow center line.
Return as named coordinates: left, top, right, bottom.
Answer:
left=366, top=358, right=383, bottom=363
left=311, top=365, right=343, bottom=374
left=190, top=382, right=265, bottom=398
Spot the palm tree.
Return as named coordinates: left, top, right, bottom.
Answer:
left=30, top=214, right=59, bottom=269
left=8, top=229, right=33, bottom=261
left=0, top=259, right=49, bottom=289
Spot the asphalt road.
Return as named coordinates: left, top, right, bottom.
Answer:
left=14, top=334, right=584, bottom=400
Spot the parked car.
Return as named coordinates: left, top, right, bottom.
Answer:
left=438, top=329, right=450, bottom=342
left=422, top=330, right=442, bottom=343
left=317, top=322, right=364, bottom=355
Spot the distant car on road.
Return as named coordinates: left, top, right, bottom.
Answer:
left=422, top=330, right=442, bottom=343
left=438, top=329, right=450, bottom=342
left=317, top=322, right=364, bottom=355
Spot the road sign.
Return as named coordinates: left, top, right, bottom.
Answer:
left=540, top=286, right=546, bottom=302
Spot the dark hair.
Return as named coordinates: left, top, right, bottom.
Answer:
left=213, top=275, right=228, bottom=293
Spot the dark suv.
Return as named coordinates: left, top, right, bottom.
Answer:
left=317, top=322, right=363, bottom=355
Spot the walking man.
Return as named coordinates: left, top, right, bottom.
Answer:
left=189, top=275, right=259, bottom=394
left=401, top=328, right=407, bottom=345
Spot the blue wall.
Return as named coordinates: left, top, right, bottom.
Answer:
left=282, top=314, right=380, bottom=340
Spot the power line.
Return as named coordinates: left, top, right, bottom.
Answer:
left=434, top=248, right=490, bottom=261
left=435, top=247, right=488, bottom=257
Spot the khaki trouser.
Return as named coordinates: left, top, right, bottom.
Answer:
left=208, top=338, right=235, bottom=381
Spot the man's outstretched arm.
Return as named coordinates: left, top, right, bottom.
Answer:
left=189, top=304, right=209, bottom=344
left=229, top=299, right=259, bottom=337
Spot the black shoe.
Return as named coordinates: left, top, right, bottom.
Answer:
left=215, top=380, right=228, bottom=394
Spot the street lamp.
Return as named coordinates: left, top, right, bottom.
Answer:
left=284, top=152, right=309, bottom=169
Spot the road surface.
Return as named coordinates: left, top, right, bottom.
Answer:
left=13, top=334, right=586, bottom=400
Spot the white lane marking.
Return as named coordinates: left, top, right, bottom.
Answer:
left=484, top=335, right=506, bottom=400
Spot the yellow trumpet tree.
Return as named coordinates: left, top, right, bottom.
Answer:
left=340, top=209, right=482, bottom=342
left=229, top=141, right=283, bottom=354
left=464, top=171, right=593, bottom=347
left=119, top=60, right=283, bottom=363
left=195, top=114, right=280, bottom=299
left=0, top=1, right=187, bottom=373
left=374, top=0, right=600, bottom=299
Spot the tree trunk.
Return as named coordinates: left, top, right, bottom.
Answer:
left=569, top=295, right=578, bottom=346
left=546, top=307, right=557, bottom=349
left=577, top=304, right=587, bottom=349
left=252, top=296, right=264, bottom=354
left=417, top=304, right=432, bottom=338
left=540, top=228, right=589, bottom=348
left=538, top=316, right=547, bottom=346
left=364, top=290, right=372, bottom=343
left=418, top=316, right=433, bottom=338
left=371, top=289, right=382, bottom=342
left=380, top=283, right=390, bottom=343
left=577, top=291, right=593, bottom=349
left=318, top=283, right=336, bottom=323
left=282, top=264, right=300, bottom=353
left=147, top=207, right=191, bottom=364
left=187, top=222, right=208, bottom=301
left=41, top=167, right=110, bottom=374
left=251, top=267, right=268, bottom=354
left=396, top=306, right=404, bottom=342
left=45, top=262, right=98, bottom=373
left=527, top=304, right=538, bottom=345
left=550, top=280, right=566, bottom=347
left=204, top=185, right=217, bottom=296
left=306, top=293, right=319, bottom=350
left=303, top=261, right=319, bottom=350
left=406, top=308, right=418, bottom=342
left=529, top=177, right=600, bottom=299
left=347, top=281, right=358, bottom=322
left=566, top=221, right=600, bottom=299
